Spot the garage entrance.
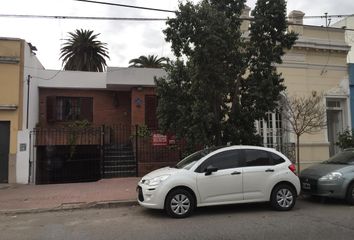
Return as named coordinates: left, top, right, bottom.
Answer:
left=0, top=121, right=10, bottom=183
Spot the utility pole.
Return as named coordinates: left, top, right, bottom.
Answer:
left=324, top=12, right=332, bottom=27
left=324, top=13, right=328, bottom=27
left=26, top=75, right=31, bottom=129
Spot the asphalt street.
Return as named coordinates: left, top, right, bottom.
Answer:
left=1, top=197, right=354, bottom=240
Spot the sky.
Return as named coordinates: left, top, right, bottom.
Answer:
left=0, top=0, right=353, bottom=70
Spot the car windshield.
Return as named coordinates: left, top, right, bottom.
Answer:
left=322, top=150, right=354, bottom=165
left=175, top=147, right=221, bottom=170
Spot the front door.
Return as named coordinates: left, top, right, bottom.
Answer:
left=326, top=99, right=346, bottom=156
left=0, top=121, right=10, bottom=183
left=196, top=150, right=244, bottom=204
left=327, top=109, right=343, bottom=156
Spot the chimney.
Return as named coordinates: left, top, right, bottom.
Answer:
left=288, top=10, right=305, bottom=35
left=241, top=5, right=251, bottom=32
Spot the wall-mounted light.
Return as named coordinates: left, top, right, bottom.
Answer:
left=137, top=86, right=143, bottom=91
left=135, top=97, right=143, bottom=108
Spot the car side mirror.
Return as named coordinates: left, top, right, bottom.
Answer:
left=204, top=165, right=218, bottom=176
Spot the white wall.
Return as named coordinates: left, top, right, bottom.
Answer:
left=17, top=42, right=44, bottom=184
left=36, top=70, right=106, bottom=89
left=16, top=130, right=30, bottom=184
left=332, top=16, right=354, bottom=63
left=106, top=67, right=165, bottom=87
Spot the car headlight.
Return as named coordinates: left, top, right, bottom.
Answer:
left=319, top=172, right=342, bottom=181
left=145, top=175, right=170, bottom=186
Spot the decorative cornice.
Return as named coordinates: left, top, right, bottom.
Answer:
left=0, top=56, right=20, bottom=64
left=0, top=104, right=18, bottom=110
left=293, top=37, right=350, bottom=52
left=277, top=62, right=348, bottom=71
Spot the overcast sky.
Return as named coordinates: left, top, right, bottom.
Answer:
left=0, top=0, right=353, bottom=70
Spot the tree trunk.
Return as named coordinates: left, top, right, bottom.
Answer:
left=296, top=134, right=300, bottom=173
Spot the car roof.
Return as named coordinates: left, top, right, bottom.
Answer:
left=204, top=145, right=287, bottom=158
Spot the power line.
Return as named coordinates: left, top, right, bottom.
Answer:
left=1, top=13, right=352, bottom=23
left=303, top=14, right=354, bottom=19
left=75, top=0, right=354, bottom=20
left=0, top=14, right=167, bottom=21
left=2, top=13, right=354, bottom=32
left=74, top=0, right=176, bottom=13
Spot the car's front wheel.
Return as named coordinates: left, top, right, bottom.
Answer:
left=270, top=184, right=296, bottom=211
left=346, top=182, right=354, bottom=205
left=165, top=188, right=195, bottom=218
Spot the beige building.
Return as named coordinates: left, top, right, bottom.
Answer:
left=0, top=37, right=43, bottom=183
left=0, top=38, right=25, bottom=183
left=332, top=16, right=354, bottom=64
left=256, top=11, right=351, bottom=170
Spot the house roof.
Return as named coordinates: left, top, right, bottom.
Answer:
left=36, top=67, right=166, bottom=90
left=106, top=67, right=166, bottom=90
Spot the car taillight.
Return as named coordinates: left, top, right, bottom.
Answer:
left=288, top=164, right=297, bottom=175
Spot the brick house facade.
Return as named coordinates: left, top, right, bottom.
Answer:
left=39, top=88, right=132, bottom=127
left=33, top=68, right=184, bottom=183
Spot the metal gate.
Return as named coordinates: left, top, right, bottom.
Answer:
left=102, top=125, right=137, bottom=178
left=0, top=121, right=10, bottom=183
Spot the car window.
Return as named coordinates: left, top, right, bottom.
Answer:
left=245, top=149, right=271, bottom=166
left=322, top=150, right=354, bottom=165
left=196, top=150, right=243, bottom=172
left=175, top=147, right=222, bottom=170
left=271, top=153, right=285, bottom=165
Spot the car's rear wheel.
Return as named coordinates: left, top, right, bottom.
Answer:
left=165, top=188, right=195, bottom=218
left=346, top=183, right=354, bottom=205
left=270, top=184, right=296, bottom=211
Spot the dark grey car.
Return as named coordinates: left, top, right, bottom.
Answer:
left=300, top=149, right=354, bottom=204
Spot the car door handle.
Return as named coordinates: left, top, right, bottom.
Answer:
left=231, top=171, right=241, bottom=175
left=265, top=169, right=274, bottom=172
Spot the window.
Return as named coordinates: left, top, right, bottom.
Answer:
left=245, top=149, right=271, bottom=166
left=271, top=153, right=285, bottom=165
left=47, top=96, right=93, bottom=122
left=257, top=111, right=284, bottom=149
left=196, top=150, right=243, bottom=172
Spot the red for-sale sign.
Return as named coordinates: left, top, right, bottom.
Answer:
left=152, top=134, right=168, bottom=146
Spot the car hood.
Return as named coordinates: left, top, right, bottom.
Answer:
left=300, top=163, right=349, bottom=178
left=142, top=167, right=184, bottom=180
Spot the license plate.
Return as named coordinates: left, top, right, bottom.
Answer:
left=302, top=182, right=311, bottom=190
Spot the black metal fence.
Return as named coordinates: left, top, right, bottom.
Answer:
left=274, top=143, right=296, bottom=163
left=31, top=125, right=187, bottom=184
left=31, top=125, right=295, bottom=184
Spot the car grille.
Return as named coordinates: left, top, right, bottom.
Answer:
left=300, top=177, right=318, bottom=192
left=137, top=186, right=144, bottom=202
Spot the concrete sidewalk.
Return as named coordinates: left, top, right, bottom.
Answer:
left=0, top=178, right=139, bottom=214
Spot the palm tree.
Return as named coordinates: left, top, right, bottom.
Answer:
left=128, top=55, right=168, bottom=68
left=60, top=29, right=109, bottom=72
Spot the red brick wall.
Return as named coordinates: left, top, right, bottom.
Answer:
left=131, top=87, right=155, bottom=126
left=133, top=137, right=183, bottom=176
left=38, top=88, right=131, bottom=127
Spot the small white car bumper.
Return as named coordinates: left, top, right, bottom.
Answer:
left=137, top=182, right=166, bottom=209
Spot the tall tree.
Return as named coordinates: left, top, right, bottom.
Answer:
left=282, top=93, right=327, bottom=171
left=60, top=29, right=109, bottom=72
left=129, top=55, right=168, bottom=68
left=156, top=0, right=297, bottom=148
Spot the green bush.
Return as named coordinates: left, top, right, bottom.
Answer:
left=336, top=129, right=354, bottom=150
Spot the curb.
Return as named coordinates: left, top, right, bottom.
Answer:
left=0, top=199, right=138, bottom=215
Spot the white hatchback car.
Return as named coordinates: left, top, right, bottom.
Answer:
left=137, top=145, right=300, bottom=218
